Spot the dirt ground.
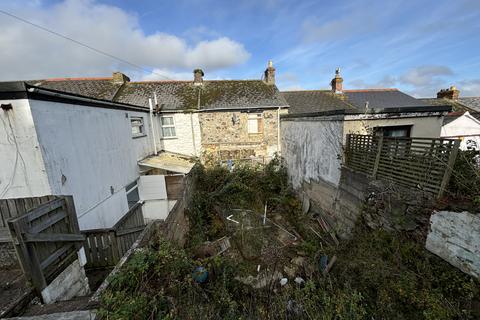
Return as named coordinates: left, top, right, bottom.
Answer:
left=0, top=268, right=33, bottom=317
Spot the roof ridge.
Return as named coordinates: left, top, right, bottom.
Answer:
left=129, top=79, right=264, bottom=84
left=45, top=77, right=113, bottom=82
left=343, top=88, right=399, bottom=92
left=281, top=89, right=330, bottom=93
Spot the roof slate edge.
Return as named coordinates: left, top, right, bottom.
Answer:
left=0, top=81, right=150, bottom=113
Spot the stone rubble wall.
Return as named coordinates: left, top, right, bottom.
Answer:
left=426, top=211, right=480, bottom=278
left=199, top=109, right=285, bottom=160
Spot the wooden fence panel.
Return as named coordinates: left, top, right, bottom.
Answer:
left=0, top=196, right=55, bottom=228
left=344, top=134, right=460, bottom=197
left=82, top=202, right=145, bottom=268
left=7, top=196, right=84, bottom=293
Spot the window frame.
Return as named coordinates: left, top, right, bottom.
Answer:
left=374, top=125, right=412, bottom=138
left=161, top=115, right=177, bottom=139
left=247, top=113, right=264, bottom=134
left=131, top=116, right=146, bottom=138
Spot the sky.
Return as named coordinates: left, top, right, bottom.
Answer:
left=0, top=0, right=479, bottom=97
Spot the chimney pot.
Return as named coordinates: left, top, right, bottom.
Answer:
left=264, top=60, right=276, bottom=85
left=330, top=68, right=343, bottom=93
left=193, top=69, right=204, bottom=85
left=112, top=72, right=130, bottom=84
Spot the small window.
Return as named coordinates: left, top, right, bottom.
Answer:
left=131, top=117, right=145, bottom=137
left=161, top=116, right=176, bottom=138
left=374, top=125, right=411, bottom=138
left=247, top=113, right=263, bottom=134
left=126, top=180, right=139, bottom=208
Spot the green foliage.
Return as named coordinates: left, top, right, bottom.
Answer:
left=448, top=150, right=480, bottom=208
left=186, top=156, right=292, bottom=246
left=332, top=227, right=480, bottom=319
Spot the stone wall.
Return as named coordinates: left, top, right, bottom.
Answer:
left=426, top=211, right=480, bottom=278
left=199, top=109, right=285, bottom=161
left=0, top=242, right=19, bottom=269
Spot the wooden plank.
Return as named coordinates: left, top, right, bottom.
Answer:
left=438, top=140, right=461, bottom=198
left=371, top=135, right=383, bottom=179
left=40, top=243, right=73, bottom=269
left=24, top=232, right=85, bottom=243
left=25, top=199, right=64, bottom=222
left=0, top=200, right=9, bottom=227
left=116, top=225, right=145, bottom=236
left=6, top=199, right=18, bottom=219
left=28, top=210, right=67, bottom=234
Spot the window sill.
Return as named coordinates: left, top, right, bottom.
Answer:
left=161, top=136, right=178, bottom=140
left=132, top=134, right=147, bottom=139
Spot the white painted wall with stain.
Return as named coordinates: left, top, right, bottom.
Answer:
left=29, top=100, right=160, bottom=229
left=281, top=117, right=344, bottom=189
left=0, top=99, right=51, bottom=199
left=159, top=112, right=201, bottom=157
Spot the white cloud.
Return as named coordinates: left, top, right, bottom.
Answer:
left=458, top=79, right=480, bottom=97
left=399, top=65, right=453, bottom=87
left=0, top=0, right=250, bottom=80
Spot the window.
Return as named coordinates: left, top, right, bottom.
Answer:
left=161, top=116, right=176, bottom=138
left=131, top=117, right=145, bottom=137
left=247, top=113, right=263, bottom=134
left=126, top=180, right=139, bottom=208
left=374, top=125, right=411, bottom=138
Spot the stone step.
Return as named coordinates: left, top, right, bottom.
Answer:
left=4, top=310, right=97, bottom=320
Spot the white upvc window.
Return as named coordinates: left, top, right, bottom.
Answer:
left=161, top=116, right=176, bottom=138
left=131, top=117, right=145, bottom=137
left=247, top=113, right=263, bottom=134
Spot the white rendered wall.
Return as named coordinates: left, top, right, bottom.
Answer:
left=158, top=113, right=201, bottom=157
left=281, top=118, right=344, bottom=189
left=30, top=100, right=160, bottom=229
left=0, top=99, right=51, bottom=198
left=441, top=112, right=480, bottom=150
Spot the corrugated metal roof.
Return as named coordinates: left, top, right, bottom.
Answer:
left=138, top=152, right=195, bottom=174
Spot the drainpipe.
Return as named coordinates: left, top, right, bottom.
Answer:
left=190, top=112, right=197, bottom=156
left=277, top=106, right=281, bottom=155
left=149, top=98, right=158, bottom=155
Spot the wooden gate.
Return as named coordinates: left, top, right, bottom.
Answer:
left=7, top=196, right=84, bottom=293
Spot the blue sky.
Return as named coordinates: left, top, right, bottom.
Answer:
left=0, top=0, right=479, bottom=97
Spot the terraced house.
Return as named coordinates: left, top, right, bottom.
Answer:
left=34, top=62, right=288, bottom=162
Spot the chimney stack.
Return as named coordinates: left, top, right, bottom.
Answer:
left=193, top=69, right=204, bottom=85
left=437, top=86, right=459, bottom=100
left=112, top=72, right=130, bottom=84
left=330, top=68, right=343, bottom=93
left=264, top=60, right=276, bottom=85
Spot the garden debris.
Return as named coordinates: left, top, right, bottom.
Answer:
left=235, top=271, right=283, bottom=289
left=192, top=266, right=209, bottom=283
left=294, top=277, right=305, bottom=285
left=317, top=217, right=339, bottom=245
left=279, top=278, right=288, bottom=286
left=193, top=236, right=231, bottom=258
left=323, top=255, right=337, bottom=275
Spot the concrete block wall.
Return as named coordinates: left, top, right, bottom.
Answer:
left=426, top=211, right=480, bottom=278
left=41, top=257, right=90, bottom=304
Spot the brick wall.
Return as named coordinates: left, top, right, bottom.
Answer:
left=199, top=109, right=286, bottom=161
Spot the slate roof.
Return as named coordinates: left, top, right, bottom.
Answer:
left=281, top=90, right=355, bottom=114
left=418, top=97, right=480, bottom=113
left=29, top=78, right=122, bottom=101
left=343, top=89, right=426, bottom=109
left=281, top=88, right=433, bottom=115
left=459, top=97, right=480, bottom=112
left=32, top=77, right=287, bottom=111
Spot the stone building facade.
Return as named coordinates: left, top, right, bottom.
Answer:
left=199, top=108, right=287, bottom=161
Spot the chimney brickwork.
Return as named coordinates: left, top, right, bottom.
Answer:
left=437, top=86, right=460, bottom=100
left=264, top=60, right=276, bottom=85
left=194, top=69, right=204, bottom=85
left=330, top=68, right=343, bottom=93
left=112, top=72, right=130, bottom=84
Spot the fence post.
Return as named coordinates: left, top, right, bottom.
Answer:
left=344, top=134, right=351, bottom=165
left=437, top=139, right=460, bottom=199
left=371, top=135, right=384, bottom=179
